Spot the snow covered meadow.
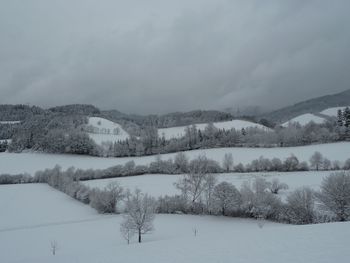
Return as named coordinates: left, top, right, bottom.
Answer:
left=1, top=183, right=349, bottom=263
left=1, top=142, right=350, bottom=175
left=86, top=117, right=130, bottom=145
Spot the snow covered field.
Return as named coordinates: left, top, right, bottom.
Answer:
left=282, top=113, right=326, bottom=126
left=0, top=121, right=21, bottom=124
left=86, top=117, right=129, bottom=145
left=82, top=171, right=331, bottom=200
left=1, top=142, right=350, bottom=175
left=158, top=119, right=268, bottom=140
left=321, top=106, right=349, bottom=117
left=0, top=183, right=349, bottom=263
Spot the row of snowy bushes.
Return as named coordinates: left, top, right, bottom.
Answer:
left=1, top=152, right=350, bottom=185
left=25, top=162, right=350, bottom=224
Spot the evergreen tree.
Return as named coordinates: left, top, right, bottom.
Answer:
left=337, top=109, right=344, bottom=127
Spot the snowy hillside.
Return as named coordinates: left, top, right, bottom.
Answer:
left=282, top=113, right=326, bottom=127
left=159, top=120, right=268, bottom=140
left=1, top=142, right=350, bottom=175
left=320, top=106, right=350, bottom=117
left=85, top=117, right=129, bottom=145
left=1, top=183, right=349, bottom=263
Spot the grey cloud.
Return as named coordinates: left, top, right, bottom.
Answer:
left=0, top=0, right=349, bottom=114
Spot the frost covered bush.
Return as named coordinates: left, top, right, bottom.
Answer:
left=240, top=179, right=283, bottom=220
left=89, top=182, right=124, bottom=214
left=157, top=195, right=188, bottom=214
left=285, top=187, right=315, bottom=224
left=213, top=181, right=241, bottom=216
left=316, top=171, right=350, bottom=221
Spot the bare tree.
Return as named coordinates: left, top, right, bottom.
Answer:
left=268, top=178, right=289, bottom=194
left=120, top=219, right=135, bottom=244
left=310, top=151, right=323, bottom=171
left=122, top=189, right=157, bottom=243
left=50, top=240, right=58, bottom=256
left=317, top=171, right=350, bottom=221
left=174, top=152, right=189, bottom=173
left=286, top=187, right=315, bottom=224
left=175, top=155, right=212, bottom=212
left=222, top=153, right=234, bottom=172
left=90, top=182, right=124, bottom=213
left=203, top=174, right=217, bottom=214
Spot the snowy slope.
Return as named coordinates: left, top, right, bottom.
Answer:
left=86, top=117, right=129, bottom=145
left=1, top=142, right=350, bottom=175
left=282, top=113, right=326, bottom=127
left=159, top=120, right=268, bottom=140
left=1, top=183, right=349, bottom=263
left=320, top=106, right=349, bottom=117
left=0, top=121, right=21, bottom=124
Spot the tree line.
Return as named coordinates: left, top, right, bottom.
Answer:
left=2, top=151, right=350, bottom=185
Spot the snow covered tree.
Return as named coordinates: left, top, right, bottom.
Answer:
left=309, top=151, right=323, bottom=171
left=203, top=174, right=217, bottom=214
left=90, top=182, right=124, bottom=213
left=240, top=179, right=282, bottom=220
left=283, top=155, right=299, bottom=171
left=317, top=172, right=350, bottom=221
left=175, top=155, right=213, bottom=212
left=267, top=178, right=289, bottom=194
left=222, top=153, right=234, bottom=172
left=174, top=152, right=189, bottom=173
left=122, top=189, right=157, bottom=243
left=322, top=158, right=332, bottom=170
left=120, top=219, right=135, bottom=244
left=345, top=107, right=350, bottom=140
left=285, top=187, right=315, bottom=224
left=213, top=181, right=241, bottom=215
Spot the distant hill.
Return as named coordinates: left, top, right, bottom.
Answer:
left=101, top=109, right=234, bottom=128
left=262, top=89, right=350, bottom=123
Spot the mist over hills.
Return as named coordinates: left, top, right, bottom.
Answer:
left=262, top=89, right=350, bottom=123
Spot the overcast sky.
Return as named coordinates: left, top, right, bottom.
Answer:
left=1, top=0, right=349, bottom=114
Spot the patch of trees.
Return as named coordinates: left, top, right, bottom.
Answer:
left=0, top=140, right=8, bottom=152
left=48, top=104, right=101, bottom=115
left=0, top=104, right=44, bottom=121
left=0, top=123, right=19, bottom=140
left=101, top=109, right=234, bottom=128
left=336, top=107, right=350, bottom=140
left=102, top=121, right=340, bottom=158
left=8, top=113, right=97, bottom=155
left=159, top=171, right=350, bottom=224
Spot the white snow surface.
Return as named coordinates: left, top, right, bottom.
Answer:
left=158, top=119, right=268, bottom=140
left=0, top=121, right=21, bottom=124
left=1, top=142, right=350, bottom=175
left=0, top=183, right=349, bottom=263
left=282, top=113, right=326, bottom=127
left=86, top=117, right=129, bottom=145
left=320, top=106, right=350, bottom=117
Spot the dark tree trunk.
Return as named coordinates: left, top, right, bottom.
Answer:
left=138, top=229, right=142, bottom=243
